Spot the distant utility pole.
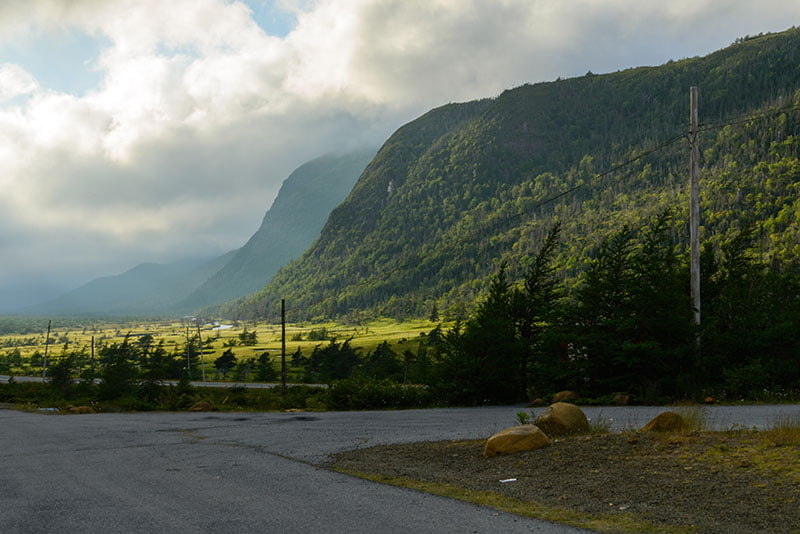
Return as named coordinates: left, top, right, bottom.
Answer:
left=690, top=87, right=701, bottom=328
left=281, top=299, right=287, bottom=396
left=91, top=335, right=95, bottom=381
left=42, top=319, right=51, bottom=378
left=185, top=322, right=191, bottom=372
left=196, top=319, right=205, bottom=382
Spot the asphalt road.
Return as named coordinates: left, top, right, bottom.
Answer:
left=0, top=375, right=313, bottom=389
left=2, top=404, right=799, bottom=533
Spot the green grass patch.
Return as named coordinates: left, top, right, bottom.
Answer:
left=0, top=317, right=443, bottom=378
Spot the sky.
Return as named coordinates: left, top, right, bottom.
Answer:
left=1, top=0, right=799, bottom=312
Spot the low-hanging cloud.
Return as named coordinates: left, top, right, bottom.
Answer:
left=1, top=0, right=799, bottom=310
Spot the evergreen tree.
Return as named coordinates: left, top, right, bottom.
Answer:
left=511, top=222, right=562, bottom=396
left=256, top=352, right=278, bottom=382
left=362, top=341, right=403, bottom=381
left=567, top=213, right=692, bottom=399
left=97, top=340, right=139, bottom=400
left=433, top=224, right=563, bottom=404
left=305, top=339, right=361, bottom=383
left=48, top=354, right=73, bottom=395
left=214, top=349, right=237, bottom=378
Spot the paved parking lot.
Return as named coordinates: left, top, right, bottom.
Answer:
left=3, top=404, right=798, bottom=533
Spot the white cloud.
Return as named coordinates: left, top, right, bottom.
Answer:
left=0, top=63, right=39, bottom=99
left=1, top=0, right=800, bottom=308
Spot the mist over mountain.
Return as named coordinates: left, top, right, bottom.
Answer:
left=22, top=149, right=375, bottom=316
left=223, top=28, right=800, bottom=321
left=179, top=148, right=376, bottom=310
left=23, top=254, right=234, bottom=317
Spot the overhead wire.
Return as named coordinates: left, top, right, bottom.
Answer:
left=256, top=99, right=800, bottom=319
left=697, top=101, right=800, bottom=134
left=528, top=131, right=687, bottom=211
left=270, top=130, right=690, bottom=318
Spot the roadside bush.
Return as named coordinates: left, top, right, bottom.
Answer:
left=48, top=355, right=74, bottom=395
left=279, top=385, right=327, bottom=410
left=103, top=396, right=159, bottom=412
left=97, top=342, right=138, bottom=400
left=136, top=381, right=165, bottom=405
left=0, top=382, right=61, bottom=405
left=162, top=383, right=197, bottom=411
left=326, top=376, right=433, bottom=410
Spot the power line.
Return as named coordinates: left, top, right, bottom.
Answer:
left=698, top=101, right=800, bottom=133
left=261, top=99, right=800, bottom=318
left=533, top=99, right=800, bottom=210
left=275, top=129, right=690, bottom=318
left=529, top=131, right=687, bottom=211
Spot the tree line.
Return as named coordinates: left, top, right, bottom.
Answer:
left=428, top=215, right=800, bottom=404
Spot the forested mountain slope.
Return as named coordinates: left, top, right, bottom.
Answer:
left=180, top=149, right=376, bottom=310
left=224, top=28, right=800, bottom=321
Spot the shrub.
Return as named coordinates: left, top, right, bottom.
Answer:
left=326, top=376, right=433, bottom=410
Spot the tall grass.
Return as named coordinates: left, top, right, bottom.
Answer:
left=764, top=415, right=800, bottom=446
left=674, top=406, right=708, bottom=431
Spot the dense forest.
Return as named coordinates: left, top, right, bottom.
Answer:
left=428, top=218, right=800, bottom=403
left=218, top=28, right=800, bottom=323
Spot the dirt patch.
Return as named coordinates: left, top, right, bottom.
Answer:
left=332, top=431, right=800, bottom=533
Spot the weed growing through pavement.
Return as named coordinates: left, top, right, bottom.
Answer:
left=587, top=412, right=612, bottom=434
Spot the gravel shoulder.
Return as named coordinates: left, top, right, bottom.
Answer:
left=332, top=428, right=800, bottom=534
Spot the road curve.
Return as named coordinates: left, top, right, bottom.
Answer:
left=2, top=404, right=799, bottom=533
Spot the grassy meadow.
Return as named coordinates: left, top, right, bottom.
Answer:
left=0, top=316, right=441, bottom=381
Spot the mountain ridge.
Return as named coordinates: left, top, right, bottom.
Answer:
left=179, top=148, right=376, bottom=310
left=26, top=149, right=375, bottom=316
left=24, top=254, right=234, bottom=316
left=223, top=27, right=800, bottom=321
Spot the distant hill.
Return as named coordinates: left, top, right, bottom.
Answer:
left=27, top=149, right=375, bottom=316
left=26, top=253, right=234, bottom=316
left=179, top=148, right=376, bottom=310
left=223, top=28, right=800, bottom=321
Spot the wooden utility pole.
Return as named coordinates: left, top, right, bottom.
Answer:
left=196, top=319, right=205, bottom=382
left=42, top=319, right=51, bottom=378
left=690, top=87, right=701, bottom=328
left=185, top=322, right=191, bottom=373
left=281, top=299, right=287, bottom=395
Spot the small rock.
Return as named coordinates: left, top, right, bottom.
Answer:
left=484, top=425, right=550, bottom=458
left=534, top=402, right=589, bottom=437
left=611, top=393, right=631, bottom=405
left=640, top=411, right=685, bottom=432
left=189, top=401, right=214, bottom=412
left=551, top=390, right=579, bottom=403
